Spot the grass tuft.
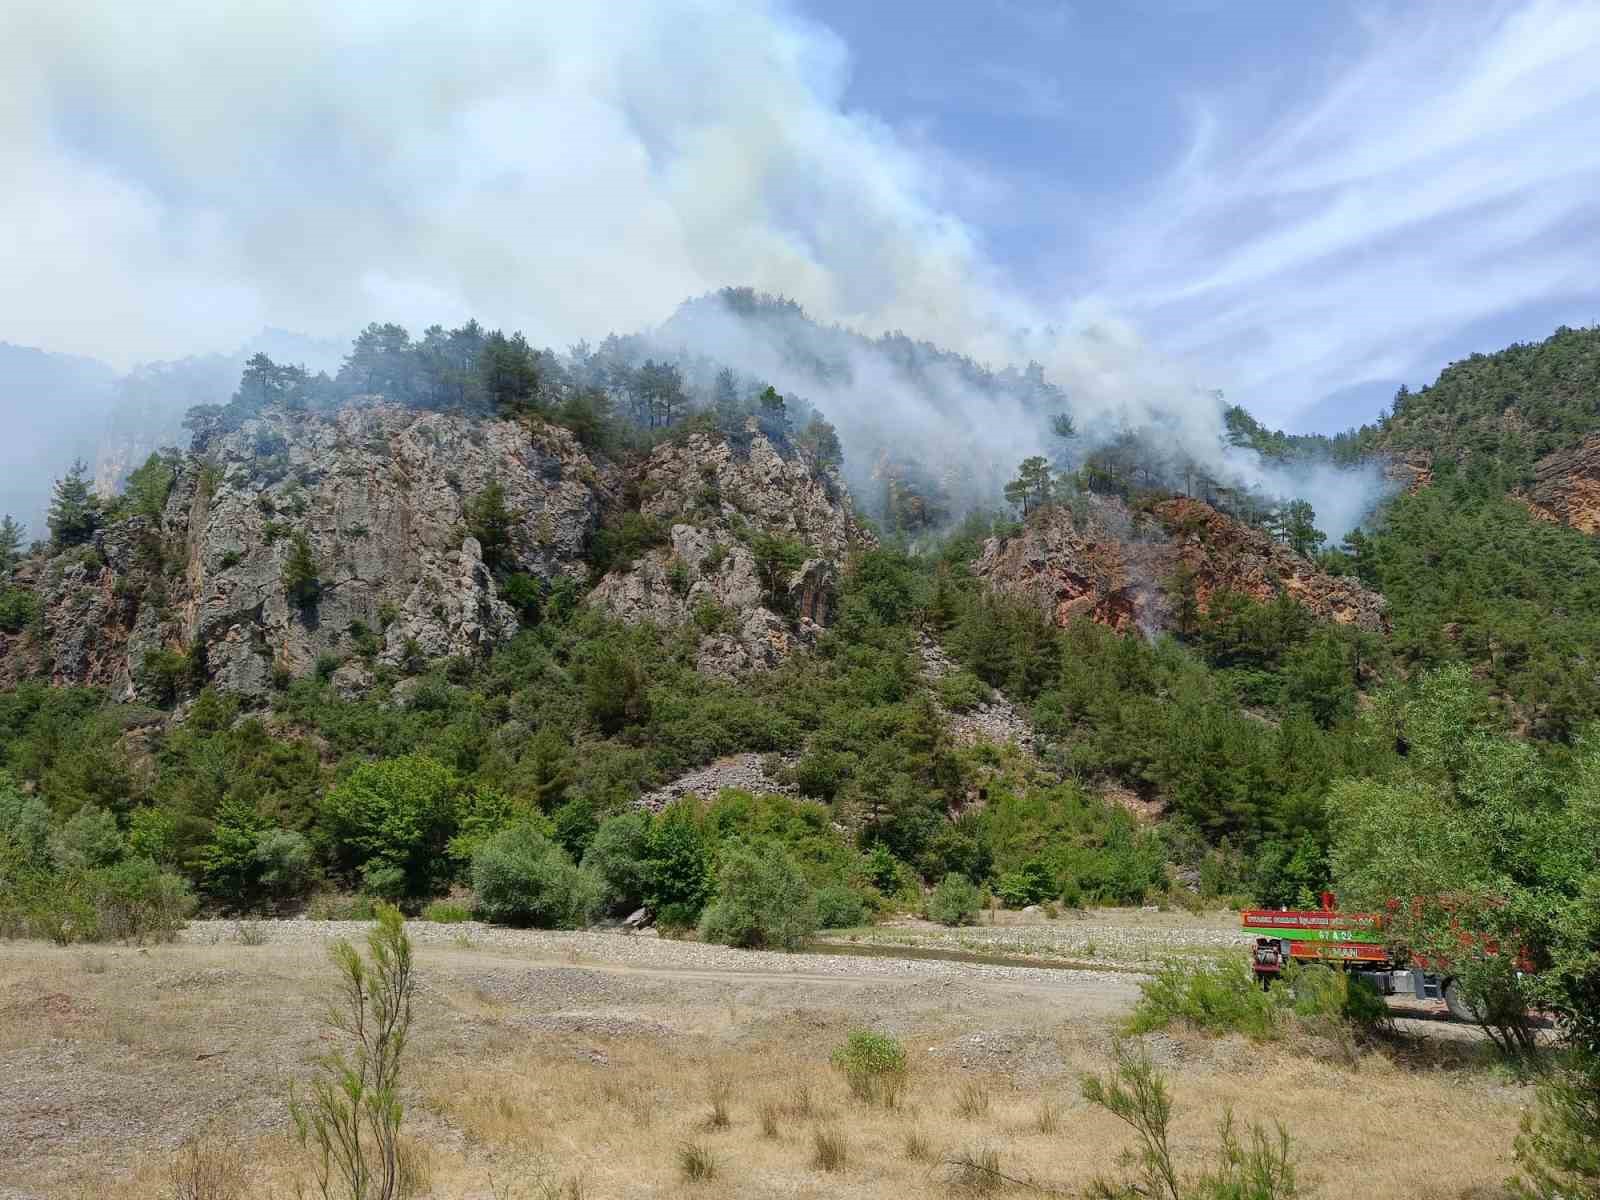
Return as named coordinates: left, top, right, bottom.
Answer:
left=811, top=1125, right=849, bottom=1172
left=168, top=1132, right=248, bottom=1200
left=832, top=1029, right=909, bottom=1108
left=1033, top=1098, right=1062, bottom=1135
left=677, top=1141, right=717, bottom=1183
left=758, top=1098, right=781, bottom=1138
left=955, top=1080, right=991, bottom=1119
left=902, top=1129, right=935, bottom=1162
left=704, top=1070, right=732, bottom=1130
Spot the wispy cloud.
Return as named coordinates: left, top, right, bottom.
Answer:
left=1098, top=0, right=1600, bottom=423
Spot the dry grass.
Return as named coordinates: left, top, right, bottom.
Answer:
left=812, top=1125, right=850, bottom=1172
left=955, top=1079, right=993, bottom=1119
left=0, top=936, right=1532, bottom=1200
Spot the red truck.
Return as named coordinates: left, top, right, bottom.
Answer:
left=1241, top=892, right=1496, bottom=1022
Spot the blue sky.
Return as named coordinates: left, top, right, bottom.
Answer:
left=2, top=0, right=1597, bottom=433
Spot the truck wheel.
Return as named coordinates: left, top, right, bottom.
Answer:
left=1443, top=978, right=1483, bottom=1024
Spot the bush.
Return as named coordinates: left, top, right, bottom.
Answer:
left=421, top=899, right=472, bottom=924
left=1129, top=958, right=1288, bottom=1041
left=1084, top=1041, right=1300, bottom=1200
left=815, top=883, right=869, bottom=929
left=1514, top=1050, right=1600, bottom=1200
left=698, top=843, right=818, bottom=951
left=581, top=810, right=652, bottom=915
left=4, top=858, right=197, bottom=944
left=471, top=823, right=602, bottom=928
left=935, top=669, right=990, bottom=712
left=0, top=586, right=40, bottom=634
left=994, top=859, right=1056, bottom=908
left=832, top=1030, right=908, bottom=1107
left=926, top=873, right=981, bottom=926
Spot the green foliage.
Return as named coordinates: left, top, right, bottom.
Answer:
left=815, top=882, right=868, bottom=928
left=283, top=531, right=321, bottom=607
left=644, top=800, right=711, bottom=929
left=290, top=904, right=414, bottom=1200
left=831, top=1030, right=908, bottom=1107
left=1514, top=1050, right=1600, bottom=1200
left=697, top=841, right=818, bottom=950
left=1003, top=455, right=1055, bottom=515
left=465, top=480, right=515, bottom=573
left=470, top=822, right=601, bottom=928
left=0, top=514, right=23, bottom=578
left=126, top=450, right=179, bottom=518
left=580, top=810, right=652, bottom=915
left=0, top=586, right=38, bottom=634
left=1129, top=958, right=1287, bottom=1041
left=926, top=872, right=981, bottom=926
left=1084, top=1041, right=1300, bottom=1200
left=47, top=459, right=100, bottom=549
left=589, top=511, right=668, bottom=577
left=420, top=899, right=471, bottom=924
left=321, top=755, right=461, bottom=900
left=935, top=669, right=988, bottom=712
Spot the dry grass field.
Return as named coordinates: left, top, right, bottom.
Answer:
left=0, top=916, right=1530, bottom=1199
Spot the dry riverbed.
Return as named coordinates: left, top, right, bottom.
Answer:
left=1, top=913, right=1528, bottom=1199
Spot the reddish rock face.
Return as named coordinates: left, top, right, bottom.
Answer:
left=1523, top=435, right=1600, bottom=534
left=974, top=496, right=1387, bottom=636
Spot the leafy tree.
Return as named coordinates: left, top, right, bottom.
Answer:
left=47, top=459, right=100, bottom=549
left=748, top=533, right=807, bottom=612
left=698, top=842, right=818, bottom=950
left=926, top=873, right=982, bottom=925
left=583, top=643, right=650, bottom=734
left=644, top=800, right=711, bottom=928
left=1280, top=500, right=1326, bottom=558
left=471, top=823, right=602, bottom=928
left=320, top=755, right=461, bottom=900
left=479, top=330, right=542, bottom=416
left=581, top=810, right=652, bottom=915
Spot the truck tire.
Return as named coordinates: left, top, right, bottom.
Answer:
left=1443, top=978, right=1483, bottom=1024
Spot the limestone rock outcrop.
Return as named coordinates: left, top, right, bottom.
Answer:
left=590, top=430, right=869, bottom=675
left=1, top=403, right=609, bottom=699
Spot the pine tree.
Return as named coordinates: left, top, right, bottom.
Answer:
left=0, top=514, right=22, bottom=578
left=1004, top=456, right=1054, bottom=516
left=47, top=459, right=100, bottom=548
left=282, top=532, right=320, bottom=607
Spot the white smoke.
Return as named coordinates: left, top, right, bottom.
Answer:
left=1, top=0, right=1392, bottom=537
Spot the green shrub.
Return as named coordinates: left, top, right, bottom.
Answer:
left=51, top=804, right=124, bottom=871
left=935, top=670, right=989, bottom=712
left=1514, top=1049, right=1600, bottom=1200
left=307, top=892, right=378, bottom=921
left=645, top=800, right=711, bottom=930
left=0, top=586, right=39, bottom=634
left=471, top=823, right=602, bottom=928
left=832, top=1030, right=908, bottom=1107
left=926, top=873, right=981, bottom=926
left=815, top=883, right=869, bottom=929
left=1083, top=1040, right=1300, bottom=1200
left=697, top=842, right=818, bottom=951
left=994, top=859, right=1056, bottom=908
left=580, top=810, right=652, bottom=915
left=421, top=899, right=472, bottom=924
left=1129, top=958, right=1288, bottom=1041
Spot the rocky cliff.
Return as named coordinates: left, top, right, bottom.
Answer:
left=975, top=495, right=1386, bottom=635
left=1, top=407, right=872, bottom=701
left=590, top=429, right=872, bottom=676
left=1522, top=434, right=1600, bottom=534
left=1, top=403, right=610, bottom=700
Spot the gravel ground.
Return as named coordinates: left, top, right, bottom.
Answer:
left=177, top=918, right=1143, bottom=992
left=823, top=909, right=1253, bottom=967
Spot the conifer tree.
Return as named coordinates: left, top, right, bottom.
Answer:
left=0, top=514, right=22, bottom=578
left=47, top=460, right=99, bottom=549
